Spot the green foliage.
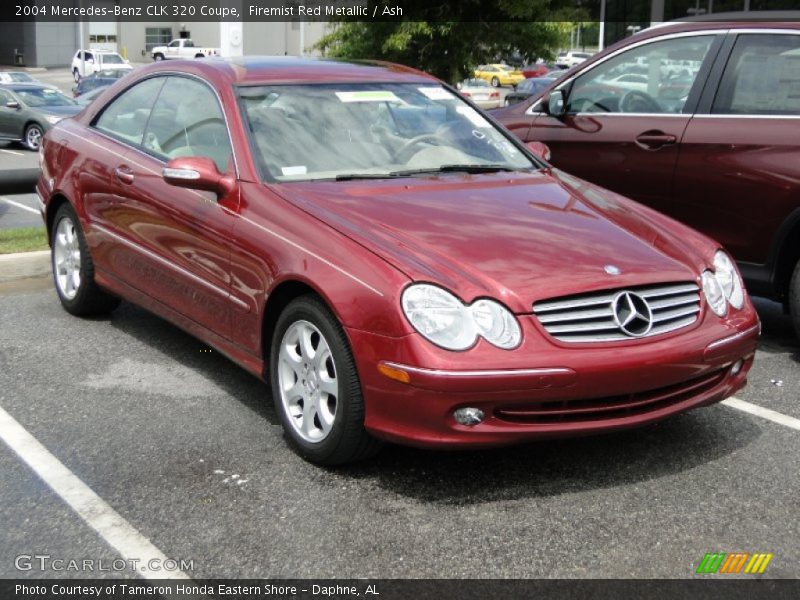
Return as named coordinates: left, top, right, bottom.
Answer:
left=314, top=2, right=580, bottom=83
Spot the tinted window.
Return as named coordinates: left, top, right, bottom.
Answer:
left=95, top=77, right=165, bottom=145
left=566, top=35, right=715, bottom=114
left=712, top=34, right=800, bottom=115
left=142, top=76, right=232, bottom=172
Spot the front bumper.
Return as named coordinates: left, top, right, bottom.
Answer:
left=348, top=311, right=760, bottom=448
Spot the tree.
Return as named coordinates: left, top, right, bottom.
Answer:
left=314, top=2, right=582, bottom=83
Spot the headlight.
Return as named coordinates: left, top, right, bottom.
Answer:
left=401, top=284, right=521, bottom=351
left=470, top=298, right=521, bottom=349
left=702, top=270, right=727, bottom=317
left=401, top=284, right=477, bottom=350
left=45, top=115, right=62, bottom=125
left=713, top=250, right=744, bottom=310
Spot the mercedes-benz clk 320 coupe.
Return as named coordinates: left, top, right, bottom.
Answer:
left=38, top=58, right=760, bottom=465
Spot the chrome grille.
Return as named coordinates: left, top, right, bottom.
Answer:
left=533, top=282, right=701, bottom=343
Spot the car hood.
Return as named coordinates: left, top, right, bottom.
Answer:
left=39, top=105, right=83, bottom=117
left=275, top=170, right=714, bottom=313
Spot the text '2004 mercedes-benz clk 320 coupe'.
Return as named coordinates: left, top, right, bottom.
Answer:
left=38, top=57, right=759, bottom=465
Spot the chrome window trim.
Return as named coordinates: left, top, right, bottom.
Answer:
left=526, top=29, right=728, bottom=116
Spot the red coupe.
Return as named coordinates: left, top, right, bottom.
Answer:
left=38, top=57, right=759, bottom=465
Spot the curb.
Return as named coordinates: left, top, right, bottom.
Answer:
left=0, top=250, right=50, bottom=282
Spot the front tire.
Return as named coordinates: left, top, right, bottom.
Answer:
left=153, top=53, right=164, bottom=62
left=270, top=295, right=381, bottom=465
left=73, top=68, right=80, bottom=82
left=51, top=203, right=120, bottom=316
left=24, top=123, right=43, bottom=151
left=790, top=260, right=800, bottom=340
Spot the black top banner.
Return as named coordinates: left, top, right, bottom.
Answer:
left=6, top=0, right=800, bottom=23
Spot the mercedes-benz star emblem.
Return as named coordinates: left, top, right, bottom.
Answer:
left=612, top=291, right=653, bottom=337
left=604, top=264, right=622, bottom=275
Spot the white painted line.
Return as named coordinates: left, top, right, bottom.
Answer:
left=0, top=148, right=25, bottom=157
left=0, top=404, right=190, bottom=580
left=722, top=397, right=800, bottom=432
left=0, top=196, right=40, bottom=215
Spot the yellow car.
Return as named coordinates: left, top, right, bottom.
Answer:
left=473, top=64, right=525, bottom=88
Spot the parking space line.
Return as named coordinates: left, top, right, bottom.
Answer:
left=0, top=148, right=25, bottom=157
left=723, top=397, right=800, bottom=432
left=0, top=196, right=39, bottom=215
left=0, top=404, right=190, bottom=580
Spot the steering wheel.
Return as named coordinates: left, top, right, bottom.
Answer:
left=160, top=118, right=226, bottom=153
left=396, top=133, right=448, bottom=163
left=619, top=90, right=662, bottom=114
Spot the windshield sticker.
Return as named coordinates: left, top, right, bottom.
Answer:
left=281, top=165, right=307, bottom=176
left=418, top=86, right=454, bottom=101
left=456, top=106, right=490, bottom=128
left=335, top=91, right=403, bottom=103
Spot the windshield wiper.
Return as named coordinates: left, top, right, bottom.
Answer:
left=334, top=164, right=521, bottom=181
left=389, top=164, right=519, bottom=177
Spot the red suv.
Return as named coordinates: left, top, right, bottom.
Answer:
left=493, top=21, right=800, bottom=337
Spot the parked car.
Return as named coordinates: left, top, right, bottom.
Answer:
left=0, top=71, right=46, bottom=86
left=520, top=63, right=551, bottom=78
left=503, top=74, right=563, bottom=106
left=74, top=85, right=110, bottom=107
left=0, top=84, right=80, bottom=150
left=72, top=69, right=130, bottom=97
left=457, top=78, right=502, bottom=109
left=151, top=39, right=220, bottom=61
left=38, top=57, right=759, bottom=465
left=473, top=64, right=525, bottom=87
left=71, top=50, right=133, bottom=82
left=491, top=19, right=800, bottom=337
left=555, top=50, right=592, bottom=69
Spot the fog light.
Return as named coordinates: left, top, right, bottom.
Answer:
left=731, top=359, right=744, bottom=375
left=453, top=407, right=485, bottom=426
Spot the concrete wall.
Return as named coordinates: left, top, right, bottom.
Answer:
left=33, top=22, right=81, bottom=67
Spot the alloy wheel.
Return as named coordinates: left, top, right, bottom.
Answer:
left=53, top=216, right=81, bottom=300
left=277, top=320, right=339, bottom=443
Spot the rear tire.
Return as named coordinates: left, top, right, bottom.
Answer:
left=270, top=295, right=381, bottom=466
left=51, top=203, right=120, bottom=316
left=790, top=260, right=800, bottom=340
left=491, top=76, right=500, bottom=87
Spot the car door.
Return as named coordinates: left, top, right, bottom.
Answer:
left=674, top=31, right=800, bottom=269
left=99, top=74, right=238, bottom=338
left=525, top=33, right=724, bottom=213
left=166, top=40, right=180, bottom=59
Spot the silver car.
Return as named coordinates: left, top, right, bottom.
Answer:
left=0, top=84, right=81, bottom=150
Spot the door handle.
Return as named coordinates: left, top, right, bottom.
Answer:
left=635, top=131, right=677, bottom=150
left=114, top=166, right=135, bottom=185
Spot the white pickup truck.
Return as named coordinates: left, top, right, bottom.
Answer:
left=151, top=39, right=220, bottom=61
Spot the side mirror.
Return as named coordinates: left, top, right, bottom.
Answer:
left=545, top=89, right=567, bottom=118
left=162, top=157, right=235, bottom=197
left=5, top=101, right=20, bottom=109
left=526, top=141, right=552, bottom=162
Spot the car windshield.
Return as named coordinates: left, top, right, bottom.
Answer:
left=239, top=83, right=535, bottom=182
left=101, top=54, right=124, bottom=64
left=14, top=88, right=75, bottom=107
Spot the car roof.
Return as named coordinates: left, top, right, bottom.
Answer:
left=132, top=56, right=438, bottom=86
left=639, top=14, right=800, bottom=37
left=2, top=83, right=53, bottom=91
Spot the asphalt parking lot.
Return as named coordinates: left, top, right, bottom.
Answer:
left=0, top=275, right=797, bottom=579
left=0, top=66, right=797, bottom=582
